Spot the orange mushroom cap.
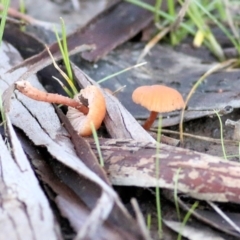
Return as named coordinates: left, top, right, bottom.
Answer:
left=67, top=85, right=106, bottom=136
left=132, top=85, right=184, bottom=113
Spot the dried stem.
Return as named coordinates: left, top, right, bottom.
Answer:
left=15, top=81, right=89, bottom=115
left=143, top=111, right=158, bottom=130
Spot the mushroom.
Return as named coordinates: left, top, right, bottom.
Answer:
left=132, top=85, right=184, bottom=130
left=15, top=81, right=106, bottom=136
left=67, top=85, right=106, bottom=136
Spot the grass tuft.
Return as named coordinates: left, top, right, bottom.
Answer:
left=54, top=18, right=78, bottom=97
left=126, top=0, right=240, bottom=61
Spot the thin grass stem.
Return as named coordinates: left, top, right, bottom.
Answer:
left=0, top=0, right=10, bottom=45
left=214, top=109, right=227, bottom=160
left=154, top=0, right=162, bottom=23
left=174, top=168, right=182, bottom=221
left=97, top=62, right=147, bottom=84
left=155, top=116, right=162, bottom=239
left=194, top=0, right=240, bottom=54
left=54, top=23, right=78, bottom=96
left=147, top=213, right=151, bottom=230
left=0, top=93, right=6, bottom=130
left=179, top=59, right=238, bottom=143
left=46, top=44, right=77, bottom=98
left=60, top=17, right=73, bottom=81
left=91, top=123, right=104, bottom=167
left=177, top=201, right=199, bottom=240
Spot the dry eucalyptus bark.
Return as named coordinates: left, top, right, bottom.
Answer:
left=89, top=138, right=240, bottom=204
left=19, top=133, right=130, bottom=240
left=0, top=116, right=61, bottom=240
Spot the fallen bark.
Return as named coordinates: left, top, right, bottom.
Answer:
left=0, top=116, right=61, bottom=240
left=89, top=138, right=240, bottom=204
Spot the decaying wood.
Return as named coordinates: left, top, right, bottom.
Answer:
left=0, top=115, right=61, bottom=240
left=89, top=138, right=240, bottom=204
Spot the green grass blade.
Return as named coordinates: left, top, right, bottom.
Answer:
left=52, top=76, right=73, bottom=97
left=54, top=23, right=78, bottom=96
left=147, top=213, right=152, bottom=230
left=91, top=122, right=104, bottom=167
left=60, top=17, right=73, bottom=82
left=0, top=0, right=10, bottom=45
left=174, top=168, right=182, bottom=221
left=19, top=0, right=26, bottom=14
left=214, top=109, right=227, bottom=160
left=179, top=59, right=237, bottom=143
left=193, top=0, right=240, bottom=54
left=46, top=43, right=76, bottom=98
left=155, top=116, right=162, bottom=239
left=154, top=0, right=162, bottom=23
left=177, top=201, right=199, bottom=240
left=125, top=0, right=197, bottom=35
left=0, top=93, right=6, bottom=130
left=97, top=62, right=147, bottom=84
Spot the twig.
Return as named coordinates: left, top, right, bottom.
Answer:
left=159, top=129, right=238, bottom=145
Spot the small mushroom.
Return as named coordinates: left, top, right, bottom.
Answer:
left=15, top=81, right=106, bottom=137
left=67, top=85, right=106, bottom=136
left=132, top=85, right=184, bottom=130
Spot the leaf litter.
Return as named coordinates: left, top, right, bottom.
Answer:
left=1, top=1, right=240, bottom=239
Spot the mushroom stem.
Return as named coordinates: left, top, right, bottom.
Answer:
left=15, top=81, right=89, bottom=115
left=143, top=111, right=158, bottom=130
